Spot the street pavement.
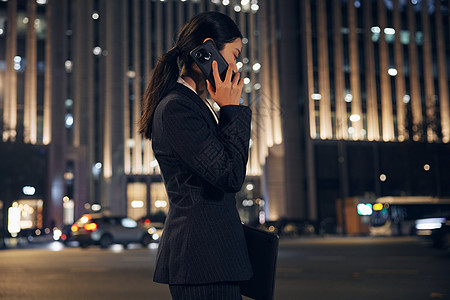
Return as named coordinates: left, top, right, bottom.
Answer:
left=0, top=235, right=449, bottom=300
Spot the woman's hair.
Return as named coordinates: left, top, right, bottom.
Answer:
left=138, top=11, right=242, bottom=139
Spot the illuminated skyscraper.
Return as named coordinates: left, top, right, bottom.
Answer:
left=290, top=0, right=450, bottom=226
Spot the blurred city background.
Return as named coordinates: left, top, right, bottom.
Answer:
left=0, top=0, right=450, bottom=299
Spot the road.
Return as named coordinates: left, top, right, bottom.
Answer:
left=0, top=236, right=449, bottom=300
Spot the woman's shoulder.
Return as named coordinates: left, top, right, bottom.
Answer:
left=157, top=84, right=203, bottom=114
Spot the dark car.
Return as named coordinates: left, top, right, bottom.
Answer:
left=70, top=214, right=154, bottom=249
left=415, top=214, right=450, bottom=249
left=437, top=223, right=450, bottom=250
left=258, top=218, right=316, bottom=237
left=136, top=211, right=167, bottom=225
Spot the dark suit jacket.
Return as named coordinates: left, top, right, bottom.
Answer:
left=151, top=83, right=253, bottom=285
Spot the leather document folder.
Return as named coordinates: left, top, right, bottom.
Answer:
left=240, top=224, right=279, bottom=300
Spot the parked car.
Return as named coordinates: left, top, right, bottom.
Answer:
left=415, top=214, right=450, bottom=249
left=136, top=213, right=165, bottom=243
left=70, top=214, right=154, bottom=249
left=143, top=222, right=164, bottom=243
left=258, top=220, right=282, bottom=235
left=56, top=224, right=73, bottom=244
left=136, top=211, right=167, bottom=226
left=438, top=223, right=450, bottom=250
left=258, top=218, right=316, bottom=237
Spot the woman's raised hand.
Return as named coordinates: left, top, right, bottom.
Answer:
left=206, top=60, right=244, bottom=107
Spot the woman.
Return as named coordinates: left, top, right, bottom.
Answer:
left=138, top=12, right=253, bottom=300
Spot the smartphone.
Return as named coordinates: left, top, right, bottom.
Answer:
left=190, top=40, right=230, bottom=88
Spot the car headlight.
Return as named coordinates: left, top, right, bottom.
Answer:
left=53, top=229, right=62, bottom=241
left=415, top=218, right=446, bottom=230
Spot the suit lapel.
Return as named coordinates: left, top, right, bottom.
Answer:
left=174, top=83, right=219, bottom=129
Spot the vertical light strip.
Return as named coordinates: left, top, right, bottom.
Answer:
left=268, top=0, right=275, bottom=146
left=332, top=1, right=348, bottom=140
left=249, top=9, right=260, bottom=175
left=333, top=0, right=347, bottom=140
left=43, top=0, right=51, bottom=145
left=377, top=0, right=394, bottom=141
left=269, top=0, right=282, bottom=145
left=133, top=0, right=142, bottom=174
left=363, top=0, right=380, bottom=141
left=348, top=0, right=363, bottom=140
left=0, top=72, right=3, bottom=126
left=239, top=9, right=247, bottom=107
left=240, top=10, right=250, bottom=171
left=24, top=0, right=37, bottom=144
left=156, top=1, right=163, bottom=58
left=42, top=0, right=52, bottom=145
left=71, top=0, right=79, bottom=147
left=317, top=0, right=332, bottom=139
left=177, top=0, right=184, bottom=32
left=103, top=8, right=113, bottom=179
left=103, top=0, right=127, bottom=179
left=248, top=9, right=255, bottom=175
left=166, top=0, right=173, bottom=49
left=152, top=0, right=164, bottom=175
left=259, top=1, right=269, bottom=164
left=435, top=0, right=450, bottom=143
left=142, top=0, right=152, bottom=174
left=421, top=1, right=437, bottom=142
left=3, top=0, right=17, bottom=142
left=263, top=1, right=274, bottom=148
left=304, top=0, right=316, bottom=139
left=393, top=0, right=407, bottom=142
left=123, top=1, right=131, bottom=174
left=407, top=1, right=423, bottom=141
left=71, top=0, right=80, bottom=147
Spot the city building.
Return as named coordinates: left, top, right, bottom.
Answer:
left=1, top=0, right=449, bottom=236
left=291, top=0, right=450, bottom=233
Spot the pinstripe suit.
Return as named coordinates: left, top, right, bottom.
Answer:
left=151, top=83, right=253, bottom=288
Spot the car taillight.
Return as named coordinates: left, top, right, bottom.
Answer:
left=71, top=224, right=79, bottom=232
left=144, top=219, right=151, bottom=226
left=84, top=223, right=98, bottom=231
left=80, top=214, right=92, bottom=223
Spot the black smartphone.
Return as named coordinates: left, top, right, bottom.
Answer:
left=190, top=40, right=230, bottom=88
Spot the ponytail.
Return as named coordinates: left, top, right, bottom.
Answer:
left=138, top=47, right=180, bottom=139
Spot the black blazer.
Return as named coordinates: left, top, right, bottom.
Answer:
left=151, top=83, right=253, bottom=285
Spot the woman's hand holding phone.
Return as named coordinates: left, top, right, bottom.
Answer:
left=207, top=60, right=243, bottom=107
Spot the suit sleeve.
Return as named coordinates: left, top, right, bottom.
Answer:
left=162, top=99, right=252, bottom=193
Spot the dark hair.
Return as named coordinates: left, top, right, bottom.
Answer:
left=138, top=11, right=243, bottom=139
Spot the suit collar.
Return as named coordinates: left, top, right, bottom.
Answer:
left=173, top=83, right=218, bottom=127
